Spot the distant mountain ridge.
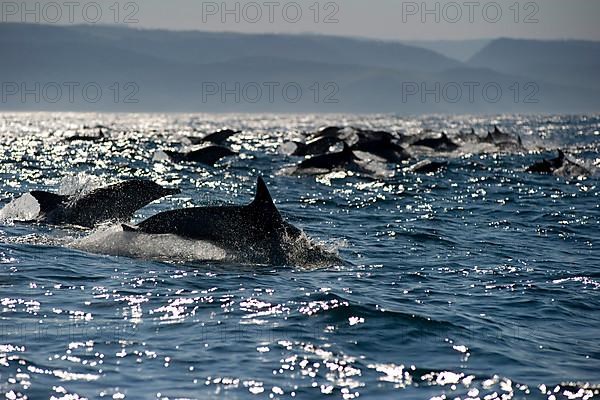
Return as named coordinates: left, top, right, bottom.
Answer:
left=402, top=39, right=491, bottom=62
left=3, top=23, right=459, bottom=71
left=1, top=23, right=599, bottom=113
left=469, top=38, right=600, bottom=91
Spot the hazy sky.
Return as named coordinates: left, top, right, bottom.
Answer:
left=6, top=0, right=600, bottom=40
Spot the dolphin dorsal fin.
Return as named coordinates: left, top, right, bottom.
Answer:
left=342, top=142, right=353, bottom=154
left=342, top=142, right=361, bottom=161
left=29, top=191, right=68, bottom=214
left=251, top=176, right=277, bottom=210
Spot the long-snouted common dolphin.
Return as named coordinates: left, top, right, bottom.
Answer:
left=187, top=129, right=241, bottom=145
left=526, top=150, right=565, bottom=174
left=296, top=143, right=361, bottom=173
left=411, top=132, right=459, bottom=152
left=29, top=179, right=180, bottom=228
left=526, top=150, right=590, bottom=177
left=122, top=177, right=304, bottom=265
left=164, top=146, right=237, bottom=166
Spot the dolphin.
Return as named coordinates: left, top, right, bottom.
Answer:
left=352, top=141, right=410, bottom=164
left=312, top=126, right=345, bottom=139
left=483, top=125, right=523, bottom=149
left=122, top=177, right=304, bottom=265
left=164, top=146, right=237, bottom=166
left=296, top=143, right=361, bottom=173
left=456, top=128, right=477, bottom=142
left=410, top=160, right=448, bottom=174
left=526, top=150, right=590, bottom=177
left=187, top=129, right=241, bottom=145
left=351, top=130, right=410, bottom=163
left=526, top=150, right=565, bottom=173
left=484, top=125, right=511, bottom=143
left=355, top=129, right=400, bottom=144
left=411, top=132, right=459, bottom=152
left=292, top=136, right=343, bottom=156
left=29, top=179, right=180, bottom=228
left=65, top=127, right=105, bottom=142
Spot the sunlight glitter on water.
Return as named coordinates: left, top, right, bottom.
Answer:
left=0, top=113, right=599, bottom=399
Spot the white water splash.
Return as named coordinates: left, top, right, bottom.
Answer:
left=0, top=193, right=40, bottom=222
left=70, top=225, right=229, bottom=262
left=57, top=173, right=104, bottom=197
left=152, top=150, right=171, bottom=162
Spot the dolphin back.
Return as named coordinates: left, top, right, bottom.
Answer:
left=29, top=191, right=69, bottom=214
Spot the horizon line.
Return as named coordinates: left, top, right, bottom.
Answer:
left=2, top=21, right=600, bottom=43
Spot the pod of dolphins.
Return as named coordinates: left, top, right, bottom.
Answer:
left=5, top=124, right=593, bottom=265
left=282, top=124, right=589, bottom=176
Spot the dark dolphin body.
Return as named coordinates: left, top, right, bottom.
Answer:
left=526, top=150, right=565, bottom=174
left=483, top=126, right=523, bottom=149
left=410, top=160, right=448, bottom=174
left=29, top=179, right=180, bottom=228
left=187, top=129, right=241, bottom=145
left=292, top=136, right=342, bottom=156
left=526, top=150, right=591, bottom=177
left=352, top=140, right=410, bottom=163
left=313, top=126, right=344, bottom=139
left=526, top=149, right=593, bottom=177
left=296, top=143, right=361, bottom=172
left=65, top=128, right=106, bottom=142
left=164, top=146, right=237, bottom=165
left=122, top=177, right=304, bottom=265
left=411, top=132, right=459, bottom=152
left=484, top=126, right=513, bottom=144
left=352, top=130, right=410, bottom=163
left=356, top=129, right=398, bottom=143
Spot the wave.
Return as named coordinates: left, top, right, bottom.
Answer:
left=296, top=292, right=461, bottom=331
left=70, top=225, right=230, bottom=263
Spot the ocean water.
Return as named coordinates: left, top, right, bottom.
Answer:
left=0, top=113, right=599, bottom=399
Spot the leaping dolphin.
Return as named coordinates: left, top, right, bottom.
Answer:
left=292, top=136, right=343, bottom=156
left=27, top=179, right=180, bottom=228
left=410, top=160, right=448, bottom=174
left=411, top=132, right=459, bottom=152
left=312, top=126, right=345, bottom=139
left=122, top=177, right=304, bottom=265
left=526, top=150, right=565, bottom=174
left=296, top=143, right=361, bottom=173
left=483, top=125, right=523, bottom=149
left=187, top=129, right=241, bottom=145
left=526, top=150, right=591, bottom=177
left=164, top=146, right=237, bottom=166
left=351, top=130, right=410, bottom=163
